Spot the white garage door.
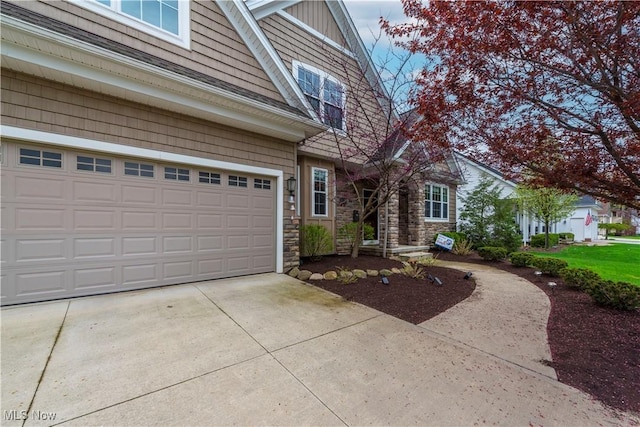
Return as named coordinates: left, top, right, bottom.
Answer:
left=1, top=142, right=276, bottom=305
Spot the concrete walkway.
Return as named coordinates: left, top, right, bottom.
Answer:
left=2, top=273, right=638, bottom=426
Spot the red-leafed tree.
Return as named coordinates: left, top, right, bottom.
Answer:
left=383, top=1, right=640, bottom=209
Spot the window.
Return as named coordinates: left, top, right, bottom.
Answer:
left=164, top=167, right=189, bottom=181
left=312, top=168, right=328, bottom=216
left=199, top=171, right=221, bottom=184
left=294, top=61, right=345, bottom=131
left=254, top=178, right=271, bottom=190
left=425, top=184, right=449, bottom=220
left=77, top=155, right=112, bottom=173
left=124, top=161, right=154, bottom=177
left=75, top=0, right=190, bottom=48
left=229, top=175, right=248, bottom=188
left=19, top=148, right=62, bottom=168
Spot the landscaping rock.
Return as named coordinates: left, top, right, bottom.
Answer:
left=309, top=273, right=324, bottom=281
left=380, top=269, right=393, bottom=277
left=339, top=270, right=354, bottom=279
left=288, top=267, right=300, bottom=277
left=324, top=271, right=338, bottom=280
left=367, top=269, right=379, bottom=277
left=297, top=270, right=313, bottom=281
left=391, top=267, right=403, bottom=274
left=353, top=269, right=367, bottom=279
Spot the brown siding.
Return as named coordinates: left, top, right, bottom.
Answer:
left=285, top=1, right=346, bottom=47
left=9, top=0, right=284, bottom=103
left=298, top=156, right=336, bottom=250
left=259, top=6, right=389, bottom=161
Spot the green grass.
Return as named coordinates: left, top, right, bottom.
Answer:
left=609, top=235, right=640, bottom=240
left=530, top=243, right=640, bottom=286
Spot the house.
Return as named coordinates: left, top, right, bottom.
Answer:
left=455, top=152, right=600, bottom=244
left=0, top=0, right=457, bottom=306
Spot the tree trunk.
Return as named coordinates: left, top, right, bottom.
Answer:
left=351, top=221, right=362, bottom=258
left=544, top=220, right=551, bottom=249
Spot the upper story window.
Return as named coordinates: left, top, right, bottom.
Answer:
left=72, top=0, right=190, bottom=48
left=312, top=167, right=329, bottom=217
left=425, top=184, right=449, bottom=220
left=293, top=61, right=345, bottom=131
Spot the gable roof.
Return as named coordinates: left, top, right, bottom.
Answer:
left=0, top=0, right=325, bottom=141
left=454, top=151, right=518, bottom=188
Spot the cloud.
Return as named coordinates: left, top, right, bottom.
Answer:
left=344, top=0, right=409, bottom=48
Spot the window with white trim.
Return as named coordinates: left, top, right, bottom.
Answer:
left=77, top=155, right=112, bottom=173
left=293, top=61, right=345, bottom=131
left=124, top=161, right=154, bottom=177
left=425, top=184, right=449, bottom=220
left=312, top=167, right=328, bottom=216
left=164, top=166, right=189, bottom=181
left=73, top=0, right=190, bottom=48
left=199, top=171, right=221, bottom=184
left=19, top=148, right=62, bottom=168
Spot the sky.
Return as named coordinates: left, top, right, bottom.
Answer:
left=343, top=0, right=409, bottom=56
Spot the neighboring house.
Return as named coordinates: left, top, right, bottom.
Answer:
left=0, top=0, right=456, bottom=305
left=455, top=153, right=600, bottom=244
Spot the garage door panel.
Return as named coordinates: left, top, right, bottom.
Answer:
left=122, top=264, right=158, bottom=285
left=1, top=143, right=276, bottom=305
left=122, top=184, right=157, bottom=204
left=162, top=188, right=193, bottom=206
left=14, top=175, right=66, bottom=201
left=15, top=270, right=67, bottom=296
left=73, top=181, right=117, bottom=203
left=73, top=237, right=116, bottom=259
left=162, top=236, right=193, bottom=253
left=122, top=236, right=158, bottom=256
left=15, top=208, right=66, bottom=231
left=15, top=238, right=66, bottom=262
left=74, top=210, right=117, bottom=230
left=74, top=267, right=117, bottom=289
left=162, top=212, right=193, bottom=230
left=122, top=211, right=158, bottom=230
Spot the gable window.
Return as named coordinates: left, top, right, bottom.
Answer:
left=77, top=155, right=112, bottom=173
left=425, top=184, right=449, bottom=220
left=293, top=61, right=345, bottom=131
left=74, top=0, right=190, bottom=48
left=312, top=167, right=328, bottom=217
left=19, top=148, right=62, bottom=168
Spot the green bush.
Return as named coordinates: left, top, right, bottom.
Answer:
left=559, top=267, right=601, bottom=290
left=558, top=232, right=575, bottom=241
left=338, top=222, right=374, bottom=252
left=587, top=280, right=640, bottom=310
left=509, top=252, right=536, bottom=267
left=477, top=246, right=508, bottom=261
left=531, top=257, right=568, bottom=276
left=300, top=224, right=333, bottom=260
left=530, top=233, right=560, bottom=248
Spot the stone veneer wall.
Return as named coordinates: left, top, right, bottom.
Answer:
left=283, top=219, right=300, bottom=270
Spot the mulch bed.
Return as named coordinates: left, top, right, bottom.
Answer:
left=301, top=251, right=640, bottom=415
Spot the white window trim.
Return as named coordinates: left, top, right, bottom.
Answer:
left=70, top=0, right=191, bottom=49
left=424, top=183, right=450, bottom=222
left=292, top=61, right=346, bottom=132
left=311, top=167, right=329, bottom=218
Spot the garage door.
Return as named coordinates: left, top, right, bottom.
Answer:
left=1, top=142, right=276, bottom=305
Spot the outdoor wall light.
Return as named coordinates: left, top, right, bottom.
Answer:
left=286, top=176, right=296, bottom=196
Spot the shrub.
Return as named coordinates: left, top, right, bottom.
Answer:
left=587, top=280, right=640, bottom=310
left=400, top=261, right=426, bottom=279
left=530, top=233, right=560, bottom=248
left=510, top=252, right=536, bottom=267
left=338, top=222, right=375, bottom=251
left=300, top=224, right=333, bottom=260
left=558, top=232, right=575, bottom=241
left=531, top=257, right=568, bottom=276
left=417, top=253, right=438, bottom=267
left=336, top=267, right=358, bottom=284
left=559, top=267, right=601, bottom=290
left=477, top=246, right=508, bottom=261
left=452, top=239, right=473, bottom=256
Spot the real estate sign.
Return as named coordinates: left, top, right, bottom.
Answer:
left=435, top=234, right=455, bottom=251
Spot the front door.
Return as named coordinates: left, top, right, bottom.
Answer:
left=363, top=189, right=379, bottom=242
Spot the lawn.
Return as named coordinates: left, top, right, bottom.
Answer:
left=530, top=243, right=640, bottom=285
left=609, top=235, right=640, bottom=240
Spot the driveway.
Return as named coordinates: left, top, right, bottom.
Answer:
left=1, top=273, right=637, bottom=426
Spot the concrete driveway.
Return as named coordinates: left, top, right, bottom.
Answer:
left=1, top=273, right=637, bottom=426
